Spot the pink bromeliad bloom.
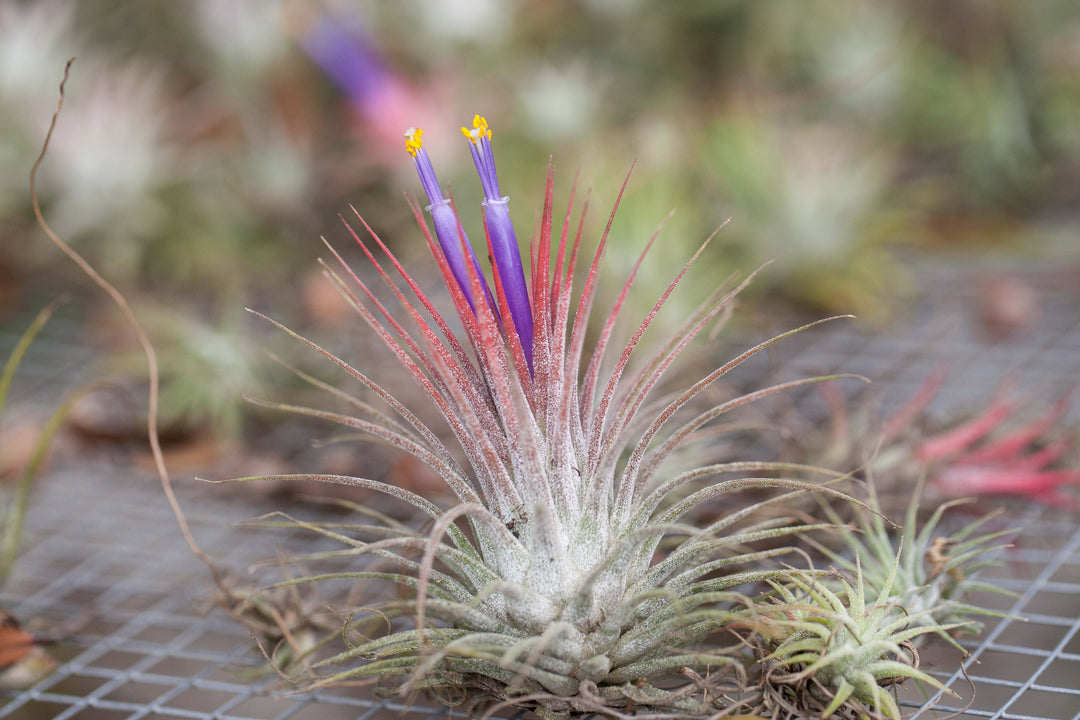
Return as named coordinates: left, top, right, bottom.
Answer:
left=884, top=372, right=1079, bottom=508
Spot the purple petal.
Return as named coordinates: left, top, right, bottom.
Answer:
left=484, top=197, right=534, bottom=371
left=461, top=117, right=535, bottom=371
left=430, top=200, right=490, bottom=313
left=406, top=132, right=493, bottom=313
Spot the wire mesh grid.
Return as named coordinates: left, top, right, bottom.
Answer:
left=1, top=253, right=1078, bottom=719
left=0, top=459, right=473, bottom=720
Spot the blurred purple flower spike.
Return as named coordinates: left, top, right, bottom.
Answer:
left=300, top=14, right=392, bottom=115
left=298, top=9, right=436, bottom=156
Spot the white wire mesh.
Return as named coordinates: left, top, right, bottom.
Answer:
left=2, top=253, right=1078, bottom=720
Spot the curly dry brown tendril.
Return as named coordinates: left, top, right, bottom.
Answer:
left=757, top=649, right=917, bottom=720
left=919, top=659, right=977, bottom=720
left=760, top=665, right=899, bottom=720
left=30, top=60, right=235, bottom=596
left=222, top=575, right=344, bottom=682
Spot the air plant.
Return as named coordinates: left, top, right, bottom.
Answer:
left=752, top=559, right=964, bottom=720
left=232, top=116, right=865, bottom=717
left=793, top=372, right=1079, bottom=511
left=36, top=59, right=175, bottom=264
left=740, top=384, right=1027, bottom=718
left=874, top=373, right=1080, bottom=508
left=136, top=306, right=262, bottom=437
left=809, top=479, right=1016, bottom=642
left=909, top=386, right=1078, bottom=508
left=70, top=305, right=263, bottom=440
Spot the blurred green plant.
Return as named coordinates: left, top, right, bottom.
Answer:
left=0, top=301, right=70, bottom=583
left=103, top=305, right=264, bottom=438
left=895, top=2, right=1077, bottom=217
left=6, top=0, right=1080, bottom=461
left=707, top=115, right=907, bottom=319
left=367, top=0, right=1080, bottom=314
left=6, top=0, right=1078, bottom=321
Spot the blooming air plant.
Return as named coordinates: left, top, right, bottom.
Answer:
left=230, top=117, right=1007, bottom=718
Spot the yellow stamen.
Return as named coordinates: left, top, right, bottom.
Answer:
left=460, top=114, right=492, bottom=145
left=404, top=127, right=423, bottom=157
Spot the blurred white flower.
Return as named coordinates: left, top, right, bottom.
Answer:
left=0, top=0, right=78, bottom=114
left=411, top=0, right=512, bottom=44
left=774, top=126, right=889, bottom=262
left=518, top=63, right=599, bottom=141
left=0, top=0, right=80, bottom=213
left=0, top=1, right=177, bottom=254
left=709, top=116, right=902, bottom=315
left=192, top=0, right=289, bottom=77
left=817, top=3, right=903, bottom=120
left=42, top=60, right=175, bottom=244
left=235, top=119, right=313, bottom=210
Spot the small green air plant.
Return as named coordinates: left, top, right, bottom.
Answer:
left=232, top=117, right=865, bottom=718
left=809, top=479, right=1017, bottom=645
left=751, top=478, right=1016, bottom=720
left=753, top=557, right=966, bottom=720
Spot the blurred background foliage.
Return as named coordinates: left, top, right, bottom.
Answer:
left=1, top=0, right=1078, bottom=437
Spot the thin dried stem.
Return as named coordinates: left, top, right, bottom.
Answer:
left=29, top=59, right=229, bottom=594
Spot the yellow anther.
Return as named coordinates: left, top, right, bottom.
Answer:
left=460, top=114, right=492, bottom=144
left=404, top=127, right=423, bottom=157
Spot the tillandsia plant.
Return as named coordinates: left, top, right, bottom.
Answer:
left=752, top=559, right=964, bottom=720
left=235, top=116, right=866, bottom=718
left=789, top=373, right=1079, bottom=513
left=738, top=387, right=1022, bottom=718
left=901, top=379, right=1079, bottom=508
left=807, top=479, right=1016, bottom=644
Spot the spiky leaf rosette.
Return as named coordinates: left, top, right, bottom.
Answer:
left=753, top=559, right=965, bottom=720
left=235, top=120, right=861, bottom=718
left=809, top=479, right=1016, bottom=642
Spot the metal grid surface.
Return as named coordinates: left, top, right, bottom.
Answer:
left=1, top=252, right=1078, bottom=719
left=0, top=460, right=471, bottom=720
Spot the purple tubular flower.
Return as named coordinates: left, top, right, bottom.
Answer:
left=300, top=15, right=390, bottom=113
left=405, top=128, right=493, bottom=314
left=462, top=116, right=535, bottom=372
